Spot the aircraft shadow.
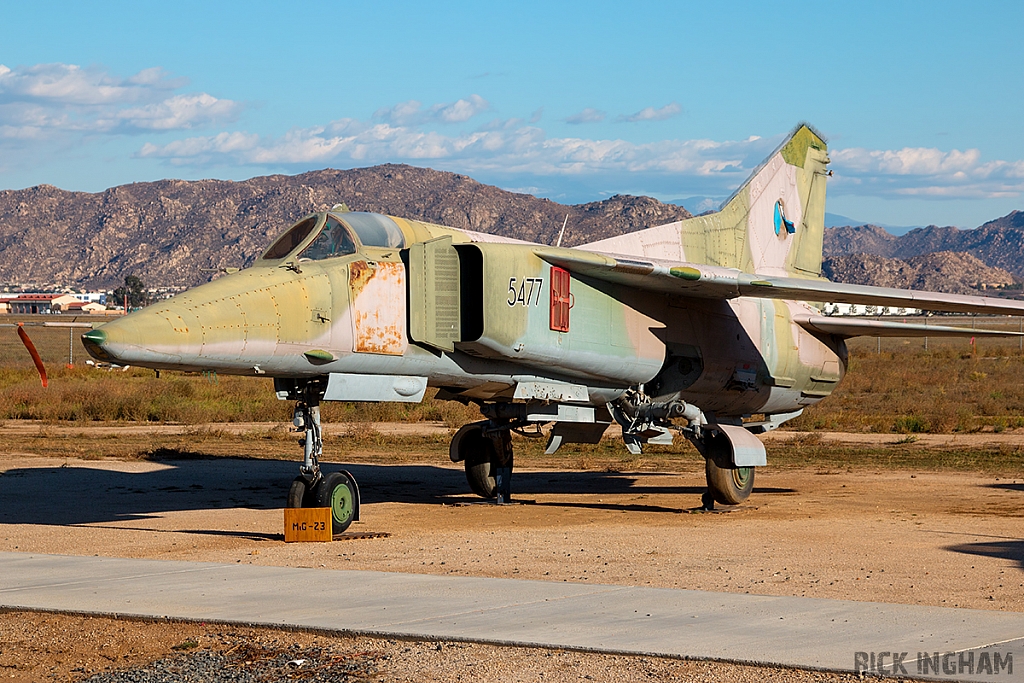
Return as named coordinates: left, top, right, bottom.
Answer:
left=986, top=482, right=1024, bottom=492
left=945, top=540, right=1024, bottom=571
left=0, top=458, right=796, bottom=527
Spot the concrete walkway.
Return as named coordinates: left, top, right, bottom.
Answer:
left=1, top=552, right=1021, bottom=681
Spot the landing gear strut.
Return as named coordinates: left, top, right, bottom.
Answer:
left=609, top=389, right=755, bottom=509
left=450, top=421, right=514, bottom=503
left=279, top=378, right=359, bottom=533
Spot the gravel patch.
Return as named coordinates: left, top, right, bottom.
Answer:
left=82, top=642, right=377, bottom=683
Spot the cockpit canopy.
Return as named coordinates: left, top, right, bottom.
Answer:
left=259, top=211, right=405, bottom=262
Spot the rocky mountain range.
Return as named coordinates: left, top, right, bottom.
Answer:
left=822, top=251, right=1016, bottom=295
left=0, top=165, right=691, bottom=289
left=824, top=211, right=1024, bottom=277
left=0, top=163, right=1019, bottom=294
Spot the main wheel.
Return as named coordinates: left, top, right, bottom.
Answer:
left=286, top=476, right=314, bottom=508
left=464, top=432, right=498, bottom=499
left=705, top=458, right=754, bottom=505
left=457, top=425, right=502, bottom=498
left=314, top=471, right=357, bottom=534
left=703, top=432, right=754, bottom=505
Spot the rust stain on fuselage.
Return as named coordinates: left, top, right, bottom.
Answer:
left=350, top=260, right=407, bottom=356
left=348, top=260, right=375, bottom=299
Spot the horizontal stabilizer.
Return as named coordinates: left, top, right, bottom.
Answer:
left=735, top=275, right=1024, bottom=317
left=796, top=315, right=1023, bottom=339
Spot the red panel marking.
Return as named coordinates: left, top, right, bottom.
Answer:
left=550, top=266, right=570, bottom=333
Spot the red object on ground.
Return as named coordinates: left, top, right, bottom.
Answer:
left=17, top=324, right=48, bottom=388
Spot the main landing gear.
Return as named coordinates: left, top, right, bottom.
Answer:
left=446, top=389, right=770, bottom=510
left=611, top=389, right=762, bottom=510
left=688, top=424, right=766, bottom=509
left=450, top=421, right=514, bottom=504
left=278, top=378, right=360, bottom=534
left=699, top=430, right=755, bottom=508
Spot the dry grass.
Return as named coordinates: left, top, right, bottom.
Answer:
left=0, top=366, right=478, bottom=425
left=5, top=314, right=1024, bottom=435
left=791, top=332, right=1024, bottom=434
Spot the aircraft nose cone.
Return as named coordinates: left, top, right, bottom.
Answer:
left=81, top=329, right=106, bottom=345
left=82, top=307, right=194, bottom=367
left=81, top=328, right=111, bottom=361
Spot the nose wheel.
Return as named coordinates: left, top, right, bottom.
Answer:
left=314, top=471, right=358, bottom=533
left=282, top=381, right=360, bottom=534
left=287, top=476, right=315, bottom=509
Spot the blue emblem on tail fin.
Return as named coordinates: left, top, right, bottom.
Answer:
left=774, top=200, right=795, bottom=236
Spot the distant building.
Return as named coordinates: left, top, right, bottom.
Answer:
left=62, top=300, right=108, bottom=314
left=8, top=294, right=80, bottom=314
left=71, top=292, right=107, bottom=305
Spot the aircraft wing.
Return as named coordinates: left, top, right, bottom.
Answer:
left=535, top=247, right=1024, bottom=318
left=796, top=316, right=1020, bottom=338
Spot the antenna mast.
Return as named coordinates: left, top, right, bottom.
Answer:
left=555, top=214, right=569, bottom=247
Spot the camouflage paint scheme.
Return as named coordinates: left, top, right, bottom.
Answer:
left=83, top=125, right=1024, bottom=454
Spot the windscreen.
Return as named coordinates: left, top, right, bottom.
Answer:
left=261, top=215, right=321, bottom=260
left=298, top=216, right=357, bottom=261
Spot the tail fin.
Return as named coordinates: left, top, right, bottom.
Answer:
left=579, top=124, right=829, bottom=278
left=682, top=124, right=829, bottom=277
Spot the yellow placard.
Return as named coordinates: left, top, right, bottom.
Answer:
left=284, top=507, right=332, bottom=542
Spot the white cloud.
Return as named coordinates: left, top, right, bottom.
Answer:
left=138, top=109, right=773, bottom=188
left=617, top=102, right=682, bottom=123
left=565, top=108, right=605, bottom=125
left=4, top=70, right=1007, bottom=205
left=831, top=146, right=1024, bottom=199
left=436, top=94, right=490, bottom=123
left=137, top=102, right=1024, bottom=204
left=110, top=93, right=242, bottom=131
left=0, top=63, right=181, bottom=106
left=0, top=62, right=240, bottom=141
left=373, top=94, right=491, bottom=126
left=832, top=147, right=980, bottom=175
left=138, top=131, right=260, bottom=161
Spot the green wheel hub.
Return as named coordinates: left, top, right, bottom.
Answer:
left=704, top=449, right=755, bottom=506
left=732, top=467, right=752, bottom=489
left=330, top=480, right=354, bottom=526
left=313, top=471, right=357, bottom=534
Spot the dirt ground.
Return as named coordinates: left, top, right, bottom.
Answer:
left=1, top=422, right=1021, bottom=681
left=0, top=610, right=871, bottom=683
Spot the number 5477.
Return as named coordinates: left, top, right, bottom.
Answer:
left=507, top=277, right=543, bottom=307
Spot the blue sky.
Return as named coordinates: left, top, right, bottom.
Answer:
left=1, top=1, right=1022, bottom=231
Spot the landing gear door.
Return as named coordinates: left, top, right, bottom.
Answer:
left=407, top=236, right=461, bottom=352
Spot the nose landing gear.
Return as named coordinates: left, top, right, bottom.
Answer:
left=278, top=377, right=360, bottom=534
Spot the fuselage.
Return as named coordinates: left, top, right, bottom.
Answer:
left=83, top=210, right=847, bottom=418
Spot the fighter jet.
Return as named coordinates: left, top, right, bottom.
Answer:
left=80, top=124, right=1024, bottom=533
